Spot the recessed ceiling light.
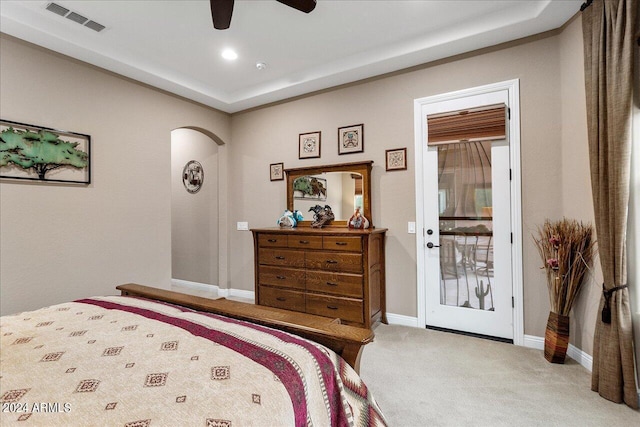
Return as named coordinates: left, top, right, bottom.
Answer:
left=221, top=49, right=238, bottom=61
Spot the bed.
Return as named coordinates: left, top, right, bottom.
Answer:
left=0, top=284, right=386, bottom=426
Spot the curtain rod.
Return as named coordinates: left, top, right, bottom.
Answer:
left=580, top=0, right=593, bottom=11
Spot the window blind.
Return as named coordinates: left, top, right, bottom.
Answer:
left=352, top=174, right=363, bottom=195
left=427, top=103, right=507, bottom=145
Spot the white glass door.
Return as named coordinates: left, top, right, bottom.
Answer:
left=422, top=91, right=513, bottom=340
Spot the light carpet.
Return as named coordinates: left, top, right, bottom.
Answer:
left=359, top=324, right=639, bottom=426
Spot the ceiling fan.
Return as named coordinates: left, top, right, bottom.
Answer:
left=210, top=0, right=317, bottom=30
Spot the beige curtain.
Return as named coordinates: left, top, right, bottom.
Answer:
left=582, top=0, right=638, bottom=409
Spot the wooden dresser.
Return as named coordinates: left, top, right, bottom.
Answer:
left=251, top=227, right=387, bottom=329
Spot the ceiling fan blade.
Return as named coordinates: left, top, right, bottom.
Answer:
left=210, top=0, right=234, bottom=30
left=276, top=0, right=317, bottom=14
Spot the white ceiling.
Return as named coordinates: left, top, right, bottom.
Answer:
left=0, top=0, right=582, bottom=113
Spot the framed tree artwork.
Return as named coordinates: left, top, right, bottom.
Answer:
left=338, top=123, right=364, bottom=155
left=385, top=147, right=407, bottom=171
left=0, top=119, right=91, bottom=184
left=299, top=131, right=321, bottom=159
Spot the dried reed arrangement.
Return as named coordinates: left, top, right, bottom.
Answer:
left=533, top=218, right=597, bottom=316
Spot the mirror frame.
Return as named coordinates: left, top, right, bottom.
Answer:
left=285, top=160, right=373, bottom=228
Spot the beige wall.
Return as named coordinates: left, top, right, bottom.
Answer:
left=171, top=128, right=219, bottom=285
left=0, top=34, right=230, bottom=316
left=229, top=18, right=595, bottom=342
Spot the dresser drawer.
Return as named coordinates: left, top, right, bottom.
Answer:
left=305, top=252, right=363, bottom=274
left=306, top=271, right=363, bottom=298
left=258, top=234, right=288, bottom=248
left=258, top=266, right=305, bottom=290
left=288, top=235, right=323, bottom=249
left=322, top=236, right=362, bottom=252
left=258, top=248, right=305, bottom=268
left=259, top=286, right=305, bottom=312
left=306, top=294, right=364, bottom=324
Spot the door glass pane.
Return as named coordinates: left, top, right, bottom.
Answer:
left=438, top=141, right=494, bottom=310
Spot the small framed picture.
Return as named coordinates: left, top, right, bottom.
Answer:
left=386, top=148, right=407, bottom=171
left=299, top=131, right=321, bottom=159
left=338, top=124, right=364, bottom=155
left=270, top=162, right=284, bottom=181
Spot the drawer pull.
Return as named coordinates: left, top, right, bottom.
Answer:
left=267, top=239, right=278, bottom=242
left=326, top=282, right=338, bottom=286
left=299, top=240, right=310, bottom=244
left=326, top=305, right=338, bottom=310
left=335, top=242, right=348, bottom=246
left=326, top=260, right=338, bottom=264
left=276, top=297, right=286, bottom=302
left=276, top=275, right=286, bottom=280
left=275, top=256, right=286, bottom=260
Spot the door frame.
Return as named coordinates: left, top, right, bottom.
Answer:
left=413, top=79, right=524, bottom=345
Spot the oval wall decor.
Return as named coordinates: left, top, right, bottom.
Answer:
left=182, top=160, right=204, bottom=194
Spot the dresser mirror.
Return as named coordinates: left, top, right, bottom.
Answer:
left=285, top=161, right=373, bottom=227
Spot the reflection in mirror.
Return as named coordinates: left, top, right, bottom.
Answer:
left=293, top=172, right=362, bottom=221
left=285, top=161, right=373, bottom=228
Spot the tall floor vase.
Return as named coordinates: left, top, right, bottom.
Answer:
left=544, top=311, right=570, bottom=363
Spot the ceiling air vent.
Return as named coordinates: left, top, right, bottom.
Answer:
left=84, top=21, right=105, bottom=33
left=66, top=12, right=88, bottom=25
left=45, top=2, right=69, bottom=17
left=45, top=3, right=106, bottom=33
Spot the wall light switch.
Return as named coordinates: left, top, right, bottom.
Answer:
left=408, top=222, right=416, bottom=234
left=237, top=222, right=249, bottom=231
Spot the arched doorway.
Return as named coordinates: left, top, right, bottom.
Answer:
left=170, top=128, right=219, bottom=289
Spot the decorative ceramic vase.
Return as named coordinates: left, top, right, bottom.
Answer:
left=277, top=210, right=303, bottom=228
left=544, top=311, right=570, bottom=363
left=348, top=208, right=370, bottom=229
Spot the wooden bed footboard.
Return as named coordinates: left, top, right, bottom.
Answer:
left=116, top=283, right=374, bottom=373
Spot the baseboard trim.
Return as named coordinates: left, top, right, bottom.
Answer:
left=171, top=278, right=213, bottom=291
left=567, top=343, right=593, bottom=371
left=227, top=288, right=255, bottom=301
left=523, top=334, right=593, bottom=372
left=523, top=334, right=545, bottom=350
left=386, top=313, right=419, bottom=327
left=170, top=279, right=255, bottom=302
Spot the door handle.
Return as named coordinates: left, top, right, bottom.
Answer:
left=426, top=242, right=440, bottom=248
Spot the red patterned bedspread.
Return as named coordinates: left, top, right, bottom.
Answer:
left=0, top=296, right=386, bottom=426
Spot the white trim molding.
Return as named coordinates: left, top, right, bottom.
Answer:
left=171, top=278, right=214, bottom=292
left=386, top=313, right=419, bottom=328
left=523, top=334, right=593, bottom=372
left=227, top=288, right=255, bottom=301
left=170, top=278, right=255, bottom=302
